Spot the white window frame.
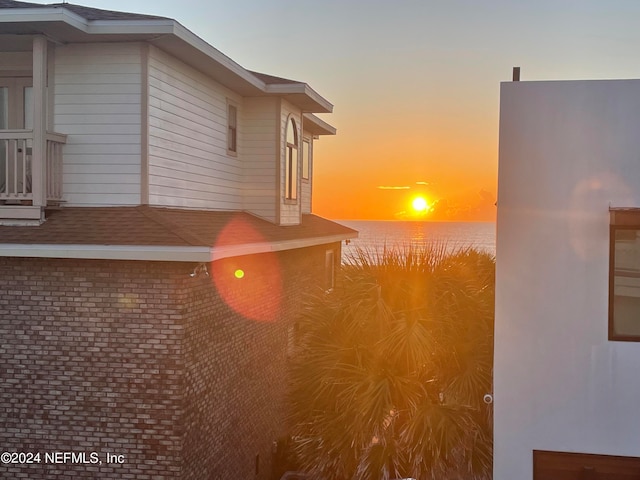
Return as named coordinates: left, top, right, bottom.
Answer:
left=227, top=101, right=238, bottom=156
left=302, top=138, right=311, bottom=181
left=285, top=116, right=298, bottom=201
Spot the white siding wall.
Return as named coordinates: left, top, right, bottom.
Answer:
left=242, top=97, right=277, bottom=222
left=279, top=100, right=302, bottom=225
left=300, top=134, right=313, bottom=214
left=147, top=46, right=242, bottom=210
left=53, top=43, right=142, bottom=206
left=495, top=79, right=640, bottom=480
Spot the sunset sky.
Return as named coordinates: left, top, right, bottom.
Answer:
left=32, top=0, right=640, bottom=221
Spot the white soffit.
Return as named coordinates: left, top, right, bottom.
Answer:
left=0, top=234, right=355, bottom=262
left=303, top=113, right=337, bottom=136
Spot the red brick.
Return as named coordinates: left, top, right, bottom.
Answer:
left=0, top=243, right=339, bottom=479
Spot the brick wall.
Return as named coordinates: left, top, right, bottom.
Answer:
left=0, top=258, right=186, bottom=479
left=180, top=243, right=338, bottom=479
left=0, top=242, right=339, bottom=479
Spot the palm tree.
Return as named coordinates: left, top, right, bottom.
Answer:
left=288, top=244, right=494, bottom=480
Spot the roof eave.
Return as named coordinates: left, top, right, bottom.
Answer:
left=0, top=232, right=356, bottom=262
left=0, top=6, right=88, bottom=29
left=169, top=21, right=265, bottom=92
left=0, top=5, right=333, bottom=112
left=303, top=113, right=336, bottom=136
left=0, top=6, right=333, bottom=113
left=0, top=243, right=212, bottom=262
left=265, top=82, right=333, bottom=113
left=85, top=19, right=179, bottom=35
left=0, top=8, right=267, bottom=94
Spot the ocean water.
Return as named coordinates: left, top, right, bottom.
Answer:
left=335, top=220, right=496, bottom=262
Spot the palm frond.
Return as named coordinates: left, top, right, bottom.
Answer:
left=288, top=243, right=495, bottom=480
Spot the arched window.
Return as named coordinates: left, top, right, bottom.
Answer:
left=285, top=117, right=298, bottom=200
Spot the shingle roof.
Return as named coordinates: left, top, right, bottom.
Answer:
left=0, top=0, right=46, bottom=8
left=0, top=207, right=357, bottom=248
left=0, top=0, right=169, bottom=21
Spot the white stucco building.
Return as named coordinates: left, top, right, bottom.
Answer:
left=495, top=77, right=640, bottom=479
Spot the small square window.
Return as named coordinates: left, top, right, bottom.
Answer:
left=609, top=209, right=640, bottom=341
left=227, top=103, right=237, bottom=154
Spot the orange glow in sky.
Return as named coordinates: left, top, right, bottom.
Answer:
left=310, top=99, right=499, bottom=221
left=312, top=129, right=498, bottom=221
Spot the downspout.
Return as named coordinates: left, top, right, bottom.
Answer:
left=275, top=99, right=281, bottom=225
left=299, top=112, right=303, bottom=224
left=31, top=35, right=47, bottom=215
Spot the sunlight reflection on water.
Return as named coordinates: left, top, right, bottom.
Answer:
left=336, top=220, right=496, bottom=263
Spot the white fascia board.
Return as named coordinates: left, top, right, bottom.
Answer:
left=170, top=22, right=265, bottom=91
left=86, top=19, right=177, bottom=35
left=210, top=233, right=356, bottom=261
left=0, top=8, right=88, bottom=30
left=0, top=9, right=172, bottom=37
left=87, top=19, right=265, bottom=95
left=0, top=234, right=356, bottom=262
left=0, top=244, right=211, bottom=262
left=303, top=84, right=333, bottom=113
left=0, top=9, right=265, bottom=90
left=265, top=83, right=333, bottom=113
left=264, top=83, right=307, bottom=94
left=303, top=113, right=337, bottom=136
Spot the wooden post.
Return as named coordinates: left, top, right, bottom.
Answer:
left=32, top=35, right=47, bottom=208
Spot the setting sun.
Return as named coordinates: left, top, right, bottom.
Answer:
left=412, top=196, right=429, bottom=213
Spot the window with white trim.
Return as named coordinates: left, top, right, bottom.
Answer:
left=302, top=139, right=311, bottom=181
left=227, top=103, right=237, bottom=154
left=285, top=117, right=298, bottom=200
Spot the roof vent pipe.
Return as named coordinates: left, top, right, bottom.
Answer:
left=512, top=67, right=520, bottom=82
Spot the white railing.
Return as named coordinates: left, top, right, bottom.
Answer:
left=46, top=132, right=66, bottom=201
left=0, top=129, right=66, bottom=203
left=0, top=130, right=32, bottom=199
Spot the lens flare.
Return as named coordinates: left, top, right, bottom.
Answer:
left=211, top=216, right=282, bottom=322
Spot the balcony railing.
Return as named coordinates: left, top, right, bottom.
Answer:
left=46, top=132, right=66, bottom=201
left=0, top=129, right=67, bottom=203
